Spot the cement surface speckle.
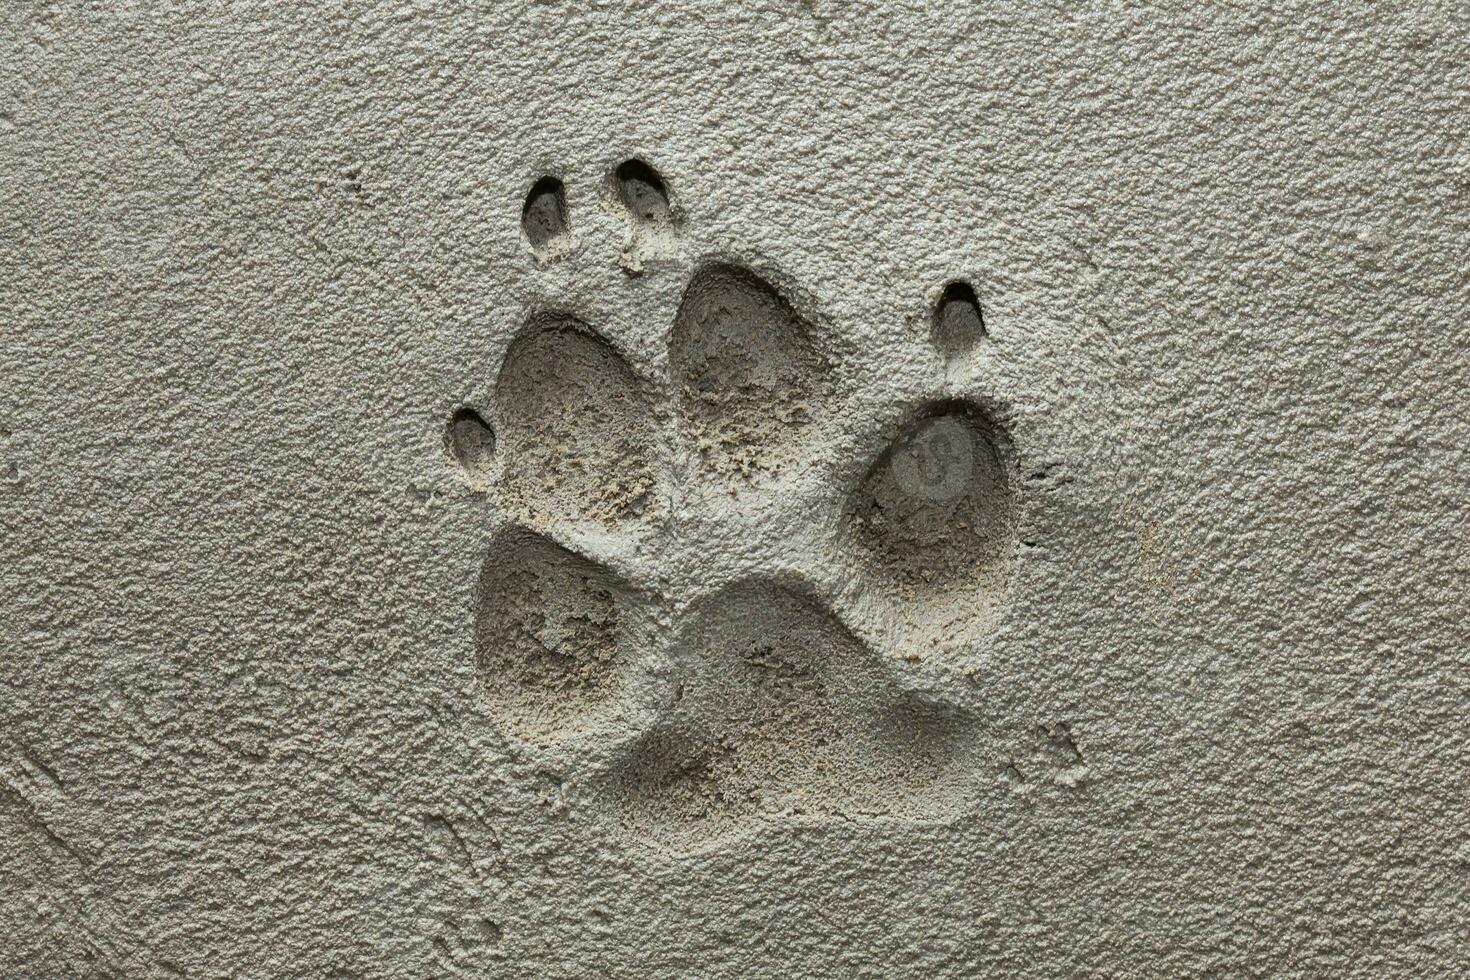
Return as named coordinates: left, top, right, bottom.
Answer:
left=3, top=1, right=1469, bottom=977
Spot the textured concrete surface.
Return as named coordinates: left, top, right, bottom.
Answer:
left=4, top=2, right=1470, bottom=977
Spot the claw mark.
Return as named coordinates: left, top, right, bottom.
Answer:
left=445, top=407, right=496, bottom=487
left=613, top=159, right=672, bottom=227
left=610, top=158, right=680, bottom=274
left=931, top=280, right=985, bottom=359
left=522, top=175, right=570, bottom=261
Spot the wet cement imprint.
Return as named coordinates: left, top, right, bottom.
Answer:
left=492, top=312, right=659, bottom=530
left=475, top=526, right=647, bottom=742
left=614, top=159, right=673, bottom=226
left=602, top=579, right=976, bottom=848
left=610, top=158, right=680, bottom=274
left=445, top=407, right=496, bottom=489
left=521, top=175, right=570, bottom=261
left=845, top=400, right=1017, bottom=618
left=931, top=280, right=985, bottom=360
left=460, top=250, right=1016, bottom=839
left=669, top=263, right=833, bottom=483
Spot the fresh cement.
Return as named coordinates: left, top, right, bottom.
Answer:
left=3, top=2, right=1469, bottom=976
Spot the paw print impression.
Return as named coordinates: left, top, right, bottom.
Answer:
left=475, top=527, right=656, bottom=741
left=846, top=400, right=1016, bottom=627
left=482, top=312, right=661, bottom=531
left=606, top=580, right=976, bottom=847
left=452, top=178, right=1023, bottom=848
left=521, top=175, right=570, bottom=262
left=611, top=159, right=682, bottom=276
left=671, top=264, right=832, bottom=482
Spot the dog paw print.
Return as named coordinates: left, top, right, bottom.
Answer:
left=448, top=169, right=1019, bottom=849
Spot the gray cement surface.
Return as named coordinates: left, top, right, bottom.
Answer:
left=4, top=2, right=1469, bottom=977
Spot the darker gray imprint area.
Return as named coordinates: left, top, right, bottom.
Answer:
left=521, top=175, right=568, bottom=253
left=614, top=159, right=673, bottom=226
left=848, top=404, right=1015, bottom=601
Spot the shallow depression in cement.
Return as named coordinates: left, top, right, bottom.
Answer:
left=600, top=578, right=975, bottom=847
left=475, top=526, right=648, bottom=742
left=492, top=313, right=660, bottom=530
left=845, top=401, right=1017, bottom=618
left=669, top=263, right=833, bottom=483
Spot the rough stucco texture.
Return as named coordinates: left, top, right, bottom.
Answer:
left=4, top=2, right=1470, bottom=977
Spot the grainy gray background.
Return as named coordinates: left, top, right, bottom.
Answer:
left=4, top=1, right=1469, bottom=977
